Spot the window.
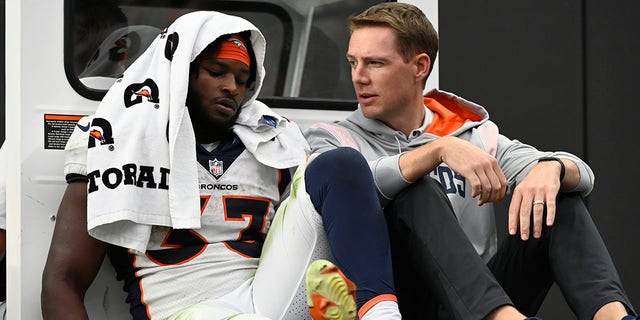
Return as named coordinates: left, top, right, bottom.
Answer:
left=66, top=0, right=386, bottom=108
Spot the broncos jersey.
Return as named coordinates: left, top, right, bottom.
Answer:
left=69, top=132, right=291, bottom=320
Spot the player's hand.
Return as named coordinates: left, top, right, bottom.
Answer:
left=507, top=160, right=562, bottom=240
left=439, top=137, right=507, bottom=205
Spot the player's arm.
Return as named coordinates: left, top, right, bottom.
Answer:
left=41, top=181, right=107, bottom=319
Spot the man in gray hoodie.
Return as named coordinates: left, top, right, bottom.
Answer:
left=305, top=3, right=637, bottom=320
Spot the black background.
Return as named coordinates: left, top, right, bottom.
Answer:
left=440, top=1, right=640, bottom=318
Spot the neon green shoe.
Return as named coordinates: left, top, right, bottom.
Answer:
left=305, top=259, right=357, bottom=320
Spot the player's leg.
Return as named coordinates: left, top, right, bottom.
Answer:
left=168, top=280, right=272, bottom=320
left=253, top=147, right=399, bottom=319
left=303, top=147, right=399, bottom=320
left=251, top=159, right=331, bottom=319
left=167, top=301, right=271, bottom=320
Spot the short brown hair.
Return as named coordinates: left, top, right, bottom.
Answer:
left=349, top=2, right=438, bottom=79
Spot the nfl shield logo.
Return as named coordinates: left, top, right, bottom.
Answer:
left=209, top=158, right=224, bottom=178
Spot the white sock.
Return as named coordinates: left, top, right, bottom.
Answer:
left=360, top=300, right=402, bottom=320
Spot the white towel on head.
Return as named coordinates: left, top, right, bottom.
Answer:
left=86, top=11, right=308, bottom=253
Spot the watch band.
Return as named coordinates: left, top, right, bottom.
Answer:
left=538, top=156, right=566, bottom=182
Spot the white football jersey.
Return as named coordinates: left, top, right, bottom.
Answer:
left=65, top=125, right=291, bottom=319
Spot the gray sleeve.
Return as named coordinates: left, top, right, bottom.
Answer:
left=551, top=151, right=595, bottom=196
left=303, top=125, right=343, bottom=154
left=370, top=154, right=412, bottom=201
left=496, top=135, right=595, bottom=197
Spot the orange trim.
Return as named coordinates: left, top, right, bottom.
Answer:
left=141, top=280, right=153, bottom=320
left=200, top=195, right=211, bottom=213
left=423, top=97, right=482, bottom=136
left=357, top=294, right=398, bottom=319
left=221, top=195, right=271, bottom=258
left=129, top=250, right=153, bottom=319
left=215, top=33, right=250, bottom=67
left=44, top=114, right=84, bottom=121
left=146, top=229, right=208, bottom=266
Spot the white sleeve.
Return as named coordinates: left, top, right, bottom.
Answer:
left=63, top=115, right=93, bottom=180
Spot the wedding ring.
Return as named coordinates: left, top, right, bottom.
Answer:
left=533, top=200, right=545, bottom=205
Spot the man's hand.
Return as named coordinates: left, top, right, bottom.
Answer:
left=438, top=137, right=508, bottom=205
left=507, top=160, right=563, bottom=240
left=400, top=136, right=507, bottom=205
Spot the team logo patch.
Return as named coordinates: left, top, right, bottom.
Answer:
left=227, top=36, right=247, bottom=50
left=76, top=119, right=91, bottom=132
left=209, top=158, right=224, bottom=178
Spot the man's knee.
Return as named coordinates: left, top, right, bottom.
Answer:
left=307, top=147, right=370, bottom=185
left=386, top=178, right=457, bottom=223
left=554, top=192, right=591, bottom=225
left=310, top=147, right=366, bottom=173
left=556, top=192, right=586, bottom=209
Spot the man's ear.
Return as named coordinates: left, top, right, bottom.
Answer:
left=415, top=53, right=431, bottom=81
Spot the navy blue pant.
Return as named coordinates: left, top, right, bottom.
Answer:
left=305, top=147, right=395, bottom=308
left=386, top=178, right=636, bottom=320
